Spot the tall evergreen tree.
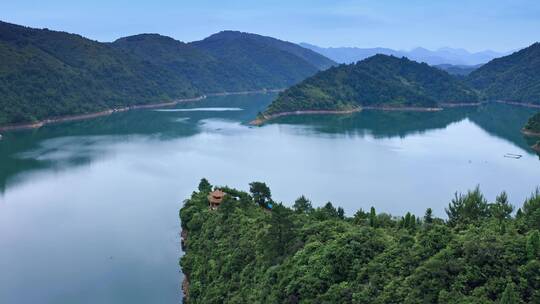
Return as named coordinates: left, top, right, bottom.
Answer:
left=424, top=208, right=433, bottom=224
left=527, top=230, right=540, bottom=260
left=446, top=186, right=489, bottom=227
left=369, top=207, right=377, bottom=228
left=293, top=195, right=313, bottom=214
left=249, top=182, right=272, bottom=208
left=266, top=203, right=295, bottom=264
left=198, top=178, right=212, bottom=193
left=500, top=282, right=519, bottom=304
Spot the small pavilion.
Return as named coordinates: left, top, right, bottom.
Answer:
left=208, top=189, right=225, bottom=210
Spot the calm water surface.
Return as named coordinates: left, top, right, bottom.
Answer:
left=1, top=93, right=539, bottom=303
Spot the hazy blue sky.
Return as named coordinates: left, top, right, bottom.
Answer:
left=1, top=0, right=538, bottom=52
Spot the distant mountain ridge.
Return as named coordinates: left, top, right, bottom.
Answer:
left=0, top=22, right=335, bottom=126
left=300, top=42, right=508, bottom=66
left=263, top=54, right=480, bottom=117
left=435, top=64, right=482, bottom=76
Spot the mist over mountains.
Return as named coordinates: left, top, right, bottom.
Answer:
left=299, top=43, right=509, bottom=66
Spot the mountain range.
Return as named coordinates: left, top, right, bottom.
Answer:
left=2, top=20, right=539, bottom=127
left=263, top=42, right=540, bottom=117
left=299, top=43, right=508, bottom=66
left=0, top=21, right=334, bottom=126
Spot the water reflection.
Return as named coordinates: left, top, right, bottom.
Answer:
left=1, top=96, right=539, bottom=194
left=0, top=94, right=272, bottom=192
left=271, top=103, right=539, bottom=155
left=1, top=93, right=539, bottom=304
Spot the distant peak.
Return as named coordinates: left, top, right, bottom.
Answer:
left=205, top=30, right=250, bottom=39
left=113, top=33, right=183, bottom=44
left=364, top=53, right=405, bottom=62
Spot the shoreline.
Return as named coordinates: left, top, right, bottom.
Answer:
left=439, top=102, right=485, bottom=107
left=493, top=100, right=540, bottom=108
left=522, top=129, right=540, bottom=137
left=248, top=99, right=540, bottom=126
left=250, top=105, right=444, bottom=126
left=362, top=106, right=443, bottom=111
left=249, top=108, right=362, bottom=125
left=0, top=89, right=282, bottom=132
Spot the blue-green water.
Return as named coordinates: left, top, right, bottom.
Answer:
left=0, top=93, right=539, bottom=303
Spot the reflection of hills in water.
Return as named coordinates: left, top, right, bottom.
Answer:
left=272, top=108, right=473, bottom=138
left=1, top=95, right=538, bottom=194
left=0, top=94, right=275, bottom=193
left=466, top=103, right=539, bottom=153
left=271, top=103, right=539, bottom=155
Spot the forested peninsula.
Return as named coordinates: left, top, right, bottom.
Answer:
left=259, top=55, right=480, bottom=122
left=523, top=112, right=540, bottom=151
left=524, top=112, right=540, bottom=135
left=180, top=179, right=540, bottom=304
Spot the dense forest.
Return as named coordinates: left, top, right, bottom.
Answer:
left=524, top=112, right=540, bottom=151
left=0, top=21, right=333, bottom=125
left=180, top=179, right=540, bottom=304
left=524, top=112, right=540, bottom=134
left=264, top=55, right=480, bottom=116
left=468, top=43, right=540, bottom=105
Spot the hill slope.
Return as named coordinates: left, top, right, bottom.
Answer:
left=0, top=21, right=198, bottom=125
left=524, top=112, right=540, bottom=134
left=190, top=31, right=335, bottom=90
left=264, top=55, right=480, bottom=116
left=468, top=43, right=540, bottom=105
left=112, top=32, right=335, bottom=94
left=0, top=23, right=333, bottom=126
left=523, top=112, right=540, bottom=151
left=111, top=34, right=238, bottom=93
left=180, top=180, right=540, bottom=303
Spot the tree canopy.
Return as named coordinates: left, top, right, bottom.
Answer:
left=180, top=180, right=540, bottom=303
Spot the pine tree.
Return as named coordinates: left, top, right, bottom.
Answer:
left=500, top=282, right=519, bottom=304
left=526, top=230, right=540, bottom=260
left=198, top=178, right=212, bottom=193
left=424, top=208, right=433, bottom=224
left=369, top=207, right=377, bottom=228
left=293, top=195, right=313, bottom=214
left=337, top=207, right=345, bottom=219
left=404, top=212, right=411, bottom=229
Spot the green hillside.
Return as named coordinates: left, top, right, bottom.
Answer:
left=180, top=180, right=540, bottom=303
left=468, top=43, right=540, bottom=104
left=524, top=112, right=540, bottom=134
left=0, top=21, right=198, bottom=125
left=0, top=22, right=334, bottom=126
left=190, top=31, right=335, bottom=90
left=264, top=55, right=480, bottom=116
left=523, top=112, right=540, bottom=151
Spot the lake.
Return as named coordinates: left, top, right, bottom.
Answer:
left=1, top=93, right=539, bottom=303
